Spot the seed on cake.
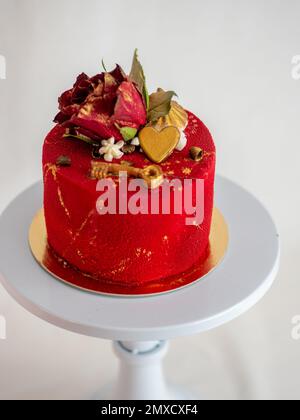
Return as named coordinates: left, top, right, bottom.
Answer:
left=121, top=144, right=135, bottom=154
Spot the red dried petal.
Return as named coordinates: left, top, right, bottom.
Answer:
left=103, top=73, right=118, bottom=95
left=54, top=111, right=69, bottom=124
left=79, top=93, right=116, bottom=120
left=58, top=89, right=73, bottom=110
left=110, top=64, right=127, bottom=84
left=70, top=126, right=103, bottom=142
left=72, top=73, right=93, bottom=102
left=72, top=115, right=122, bottom=140
left=113, top=81, right=147, bottom=128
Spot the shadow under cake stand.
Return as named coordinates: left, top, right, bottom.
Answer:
left=0, top=176, right=280, bottom=400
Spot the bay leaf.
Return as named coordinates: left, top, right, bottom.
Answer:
left=129, top=49, right=149, bottom=109
left=147, top=89, right=177, bottom=122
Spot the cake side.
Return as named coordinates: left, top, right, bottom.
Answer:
left=43, top=111, right=215, bottom=286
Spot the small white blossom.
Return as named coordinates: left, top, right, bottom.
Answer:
left=131, top=137, right=140, bottom=146
left=99, top=137, right=124, bottom=162
left=176, top=131, right=187, bottom=151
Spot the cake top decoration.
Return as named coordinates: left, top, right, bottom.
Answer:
left=54, top=50, right=188, bottom=164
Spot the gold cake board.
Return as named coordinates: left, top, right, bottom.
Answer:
left=29, top=208, right=229, bottom=297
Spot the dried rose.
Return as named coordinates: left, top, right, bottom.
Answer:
left=54, top=65, right=147, bottom=141
left=54, top=73, right=93, bottom=124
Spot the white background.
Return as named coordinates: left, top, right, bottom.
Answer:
left=0, top=0, right=300, bottom=400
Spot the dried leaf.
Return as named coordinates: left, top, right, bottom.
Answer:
left=129, top=49, right=149, bottom=109
left=148, top=89, right=177, bottom=122
left=63, top=132, right=98, bottom=146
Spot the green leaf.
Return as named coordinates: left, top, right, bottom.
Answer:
left=129, top=49, right=149, bottom=109
left=143, top=84, right=150, bottom=111
left=101, top=58, right=107, bottom=72
left=119, top=127, right=137, bottom=141
left=147, top=89, right=177, bottom=122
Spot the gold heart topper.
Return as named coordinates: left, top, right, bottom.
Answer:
left=139, top=126, right=180, bottom=163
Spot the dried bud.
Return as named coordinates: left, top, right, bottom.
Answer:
left=121, top=144, right=136, bottom=154
left=189, top=147, right=203, bottom=161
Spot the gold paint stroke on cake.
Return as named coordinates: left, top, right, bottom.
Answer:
left=43, top=163, right=71, bottom=220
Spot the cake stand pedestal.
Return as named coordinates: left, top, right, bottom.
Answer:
left=0, top=176, right=280, bottom=400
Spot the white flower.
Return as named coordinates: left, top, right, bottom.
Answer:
left=99, top=137, right=124, bottom=162
left=131, top=137, right=140, bottom=146
left=176, top=131, right=187, bottom=151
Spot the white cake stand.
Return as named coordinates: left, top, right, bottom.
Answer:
left=0, top=176, right=280, bottom=400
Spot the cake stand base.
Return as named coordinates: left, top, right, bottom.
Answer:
left=100, top=341, right=196, bottom=400
left=0, top=177, right=280, bottom=400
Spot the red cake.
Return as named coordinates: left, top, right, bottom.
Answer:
left=42, top=51, right=216, bottom=288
